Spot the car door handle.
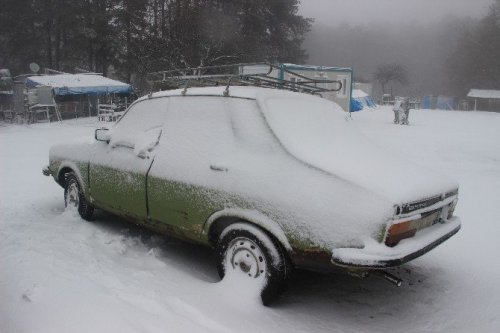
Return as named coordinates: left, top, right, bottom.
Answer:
left=210, top=165, right=228, bottom=172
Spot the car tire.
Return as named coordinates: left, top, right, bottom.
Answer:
left=216, top=222, right=290, bottom=306
left=64, top=172, right=94, bottom=221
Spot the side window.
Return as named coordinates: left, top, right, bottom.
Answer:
left=160, top=96, right=234, bottom=159
left=227, top=98, right=277, bottom=152
left=110, top=98, right=167, bottom=151
left=114, top=98, right=167, bottom=133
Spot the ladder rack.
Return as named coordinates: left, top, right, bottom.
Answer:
left=146, top=63, right=343, bottom=95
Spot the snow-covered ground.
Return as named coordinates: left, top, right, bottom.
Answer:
left=1, top=106, right=499, bottom=332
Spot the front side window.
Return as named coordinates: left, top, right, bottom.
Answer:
left=151, top=96, right=234, bottom=185
left=109, top=98, right=168, bottom=153
left=159, top=96, right=234, bottom=157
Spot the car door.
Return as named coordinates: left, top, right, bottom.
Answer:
left=147, top=96, right=235, bottom=240
left=89, top=97, right=168, bottom=220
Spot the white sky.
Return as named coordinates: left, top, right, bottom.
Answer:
left=299, top=0, right=493, bottom=26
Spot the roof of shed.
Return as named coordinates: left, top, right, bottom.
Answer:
left=467, top=89, right=500, bottom=99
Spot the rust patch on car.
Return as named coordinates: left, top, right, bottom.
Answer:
left=175, top=210, right=189, bottom=221
left=290, top=248, right=335, bottom=272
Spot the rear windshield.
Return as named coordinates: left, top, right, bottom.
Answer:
left=261, top=95, right=355, bottom=157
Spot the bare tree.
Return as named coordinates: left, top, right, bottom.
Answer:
left=0, top=0, right=311, bottom=84
left=374, top=64, right=408, bottom=95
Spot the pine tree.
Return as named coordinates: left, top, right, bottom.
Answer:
left=446, top=0, right=500, bottom=95
left=0, top=0, right=312, bottom=83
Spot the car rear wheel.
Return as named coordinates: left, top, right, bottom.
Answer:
left=64, top=172, right=94, bottom=220
left=216, top=222, right=290, bottom=305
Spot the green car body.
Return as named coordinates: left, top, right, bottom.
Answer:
left=45, top=86, right=461, bottom=277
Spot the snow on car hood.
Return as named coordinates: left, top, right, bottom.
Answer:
left=260, top=94, right=458, bottom=205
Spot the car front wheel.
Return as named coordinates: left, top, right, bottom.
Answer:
left=64, top=172, right=94, bottom=220
left=216, top=222, right=290, bottom=305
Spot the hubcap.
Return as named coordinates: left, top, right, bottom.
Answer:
left=225, top=237, right=267, bottom=278
left=66, top=182, right=79, bottom=208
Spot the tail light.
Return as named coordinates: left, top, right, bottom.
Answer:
left=385, top=209, right=442, bottom=247
left=385, top=220, right=417, bottom=247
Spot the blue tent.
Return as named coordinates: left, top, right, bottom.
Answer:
left=26, top=74, right=132, bottom=96
left=436, top=96, right=457, bottom=110
left=422, top=95, right=456, bottom=110
left=351, top=89, right=376, bottom=111
left=351, top=98, right=363, bottom=112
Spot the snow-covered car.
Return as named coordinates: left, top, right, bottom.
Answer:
left=43, top=86, right=461, bottom=304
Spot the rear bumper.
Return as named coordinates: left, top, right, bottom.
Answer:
left=331, top=217, right=461, bottom=269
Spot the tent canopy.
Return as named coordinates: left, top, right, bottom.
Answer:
left=351, top=89, right=376, bottom=111
left=26, top=74, right=132, bottom=96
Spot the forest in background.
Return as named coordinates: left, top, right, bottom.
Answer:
left=0, top=0, right=310, bottom=90
left=305, top=0, right=500, bottom=98
left=1, top=0, right=498, bottom=98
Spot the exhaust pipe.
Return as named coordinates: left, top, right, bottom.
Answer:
left=373, top=270, right=403, bottom=287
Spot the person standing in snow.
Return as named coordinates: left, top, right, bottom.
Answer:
left=393, top=98, right=402, bottom=124
left=400, top=97, right=410, bottom=125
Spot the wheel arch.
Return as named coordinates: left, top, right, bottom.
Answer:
left=56, top=161, right=88, bottom=196
left=203, top=209, right=292, bottom=252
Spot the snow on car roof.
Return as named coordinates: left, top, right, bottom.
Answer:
left=140, top=86, right=324, bottom=102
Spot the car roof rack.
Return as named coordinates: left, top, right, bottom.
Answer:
left=146, top=63, right=342, bottom=96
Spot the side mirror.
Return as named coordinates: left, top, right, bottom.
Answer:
left=95, top=128, right=111, bottom=143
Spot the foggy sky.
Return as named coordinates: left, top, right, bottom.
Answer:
left=299, top=0, right=493, bottom=26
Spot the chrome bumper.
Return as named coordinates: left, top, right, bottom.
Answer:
left=331, top=217, right=461, bottom=268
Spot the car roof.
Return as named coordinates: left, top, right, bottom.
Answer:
left=137, top=86, right=322, bottom=103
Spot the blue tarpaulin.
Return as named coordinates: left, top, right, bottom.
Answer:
left=422, top=95, right=456, bottom=110
left=436, top=96, right=457, bottom=110
left=351, top=98, right=363, bottom=112
left=26, top=74, right=132, bottom=96
left=422, top=95, right=434, bottom=109
left=351, top=89, right=376, bottom=111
